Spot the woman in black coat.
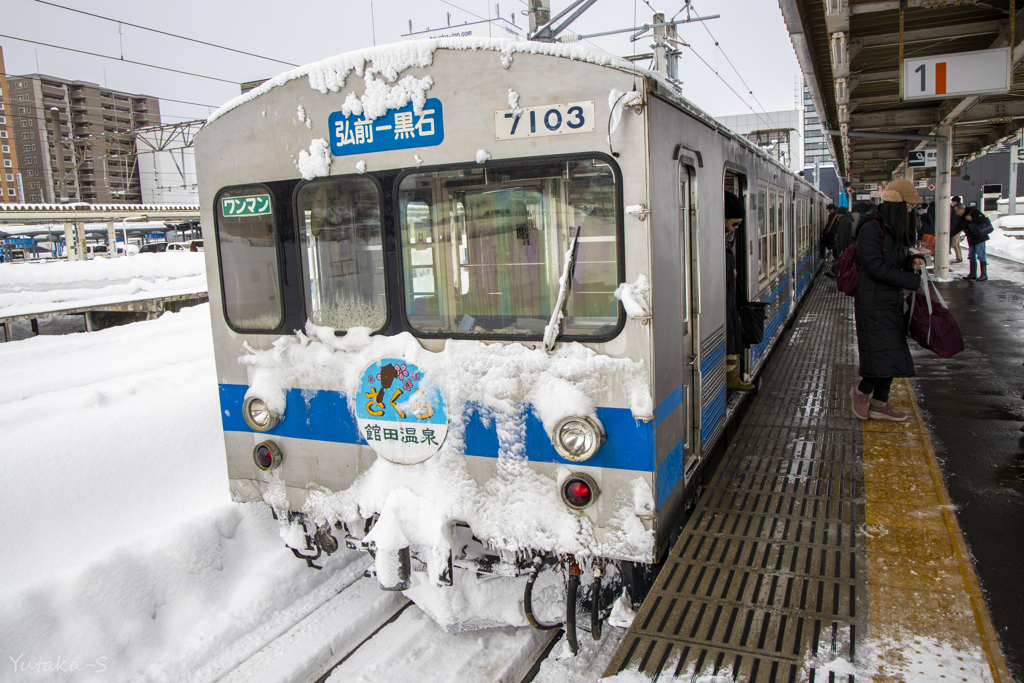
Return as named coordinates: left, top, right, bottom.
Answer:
left=851, top=179, right=926, bottom=422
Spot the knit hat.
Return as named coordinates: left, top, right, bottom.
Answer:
left=725, top=191, right=744, bottom=219
left=880, top=178, right=922, bottom=204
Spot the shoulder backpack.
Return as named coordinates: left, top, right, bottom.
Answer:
left=834, top=220, right=885, bottom=296
left=905, top=268, right=964, bottom=358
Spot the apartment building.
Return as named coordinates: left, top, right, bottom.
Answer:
left=1, top=48, right=24, bottom=203
left=5, top=65, right=160, bottom=204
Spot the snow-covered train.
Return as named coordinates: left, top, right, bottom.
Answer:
left=195, top=38, right=828, bottom=643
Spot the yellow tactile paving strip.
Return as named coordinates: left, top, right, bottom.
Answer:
left=862, top=378, right=1012, bottom=683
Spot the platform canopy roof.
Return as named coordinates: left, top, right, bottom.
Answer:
left=779, top=0, right=1024, bottom=190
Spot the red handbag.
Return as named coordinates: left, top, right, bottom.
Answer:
left=905, top=269, right=964, bottom=358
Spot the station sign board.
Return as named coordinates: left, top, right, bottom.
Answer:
left=908, top=150, right=937, bottom=168
left=903, top=47, right=1010, bottom=101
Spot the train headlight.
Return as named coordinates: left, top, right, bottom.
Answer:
left=561, top=473, right=600, bottom=510
left=253, top=441, right=282, bottom=471
left=243, top=396, right=279, bottom=432
left=552, top=416, right=604, bottom=462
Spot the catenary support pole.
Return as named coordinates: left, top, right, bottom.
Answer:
left=935, top=124, right=953, bottom=280
left=1010, top=146, right=1018, bottom=217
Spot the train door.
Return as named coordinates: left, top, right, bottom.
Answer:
left=725, top=170, right=750, bottom=379
left=790, top=189, right=798, bottom=300
left=680, top=164, right=701, bottom=479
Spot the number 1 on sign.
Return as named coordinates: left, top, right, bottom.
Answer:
left=915, top=63, right=925, bottom=91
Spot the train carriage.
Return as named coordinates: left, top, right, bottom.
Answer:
left=195, top=37, right=827, bottom=641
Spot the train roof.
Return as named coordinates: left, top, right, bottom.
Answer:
left=205, top=37, right=823, bottom=195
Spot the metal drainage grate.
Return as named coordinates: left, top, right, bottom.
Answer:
left=606, top=278, right=867, bottom=682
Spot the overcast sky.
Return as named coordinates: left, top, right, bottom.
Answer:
left=2, top=0, right=802, bottom=125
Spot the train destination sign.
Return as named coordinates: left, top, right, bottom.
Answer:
left=495, top=100, right=596, bottom=140
left=221, top=194, right=272, bottom=217
left=329, top=98, right=445, bottom=157
left=356, top=358, right=448, bottom=465
left=903, top=47, right=1011, bottom=101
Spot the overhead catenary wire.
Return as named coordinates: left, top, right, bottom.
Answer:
left=32, top=0, right=299, bottom=67
left=671, top=38, right=771, bottom=130
left=688, top=1, right=773, bottom=120
left=0, top=34, right=242, bottom=85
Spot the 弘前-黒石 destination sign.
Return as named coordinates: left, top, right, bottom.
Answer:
left=903, top=48, right=1010, bottom=101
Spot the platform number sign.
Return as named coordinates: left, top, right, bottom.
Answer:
left=221, top=194, right=272, bottom=217
left=495, top=101, right=596, bottom=140
left=903, top=48, right=1010, bottom=101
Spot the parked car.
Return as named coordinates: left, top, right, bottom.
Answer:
left=85, top=244, right=108, bottom=259
left=116, top=243, right=140, bottom=256
left=169, top=240, right=204, bottom=252
left=139, top=243, right=168, bottom=254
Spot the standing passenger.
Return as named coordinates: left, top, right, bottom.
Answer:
left=821, top=204, right=839, bottom=261
left=725, top=191, right=754, bottom=392
left=954, top=203, right=991, bottom=281
left=833, top=207, right=855, bottom=257
left=850, top=179, right=927, bottom=422
left=949, top=195, right=964, bottom=263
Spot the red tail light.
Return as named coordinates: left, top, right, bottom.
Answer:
left=253, top=441, right=282, bottom=471
left=561, top=473, right=599, bottom=510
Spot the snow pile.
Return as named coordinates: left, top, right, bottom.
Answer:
left=0, top=251, right=204, bottom=286
left=341, top=74, right=434, bottom=121
left=0, top=503, right=366, bottom=683
left=508, top=88, right=523, bottom=118
left=608, top=89, right=628, bottom=142
left=987, top=215, right=1024, bottom=264
left=355, top=160, right=367, bottom=174
left=297, top=104, right=312, bottom=128
left=0, top=252, right=207, bottom=317
left=613, top=274, right=651, bottom=319
left=297, top=138, right=332, bottom=180
left=475, top=149, right=491, bottom=164
left=239, top=325, right=654, bottom=584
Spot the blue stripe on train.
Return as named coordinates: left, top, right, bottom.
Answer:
left=219, top=384, right=655, bottom=473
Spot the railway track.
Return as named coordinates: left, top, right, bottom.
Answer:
left=207, top=549, right=628, bottom=683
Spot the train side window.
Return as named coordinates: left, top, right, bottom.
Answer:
left=757, top=184, right=768, bottom=285
left=295, top=177, right=387, bottom=331
left=396, top=156, right=621, bottom=339
left=215, top=185, right=283, bottom=332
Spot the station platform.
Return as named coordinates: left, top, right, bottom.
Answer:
left=604, top=273, right=1015, bottom=682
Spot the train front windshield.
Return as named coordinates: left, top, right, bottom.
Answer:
left=397, top=157, right=620, bottom=338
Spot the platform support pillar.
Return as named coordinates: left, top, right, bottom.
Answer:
left=1, top=322, right=11, bottom=342
left=31, top=319, right=39, bottom=335
left=934, top=124, right=952, bottom=280
left=84, top=312, right=93, bottom=332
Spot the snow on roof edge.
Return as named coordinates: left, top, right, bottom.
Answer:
left=205, top=37, right=652, bottom=126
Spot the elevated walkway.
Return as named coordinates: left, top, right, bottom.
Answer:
left=605, top=276, right=1012, bottom=682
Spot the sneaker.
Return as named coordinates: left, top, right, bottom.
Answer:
left=850, top=386, right=870, bottom=420
left=868, top=400, right=908, bottom=422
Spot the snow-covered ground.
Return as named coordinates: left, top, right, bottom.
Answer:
left=0, top=305, right=372, bottom=682
left=0, top=252, right=207, bottom=318
left=989, top=215, right=1024, bottom=263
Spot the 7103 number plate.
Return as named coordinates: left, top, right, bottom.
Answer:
left=494, top=100, right=596, bottom=140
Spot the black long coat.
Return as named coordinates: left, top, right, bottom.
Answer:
left=853, top=212, right=921, bottom=378
left=726, top=236, right=744, bottom=354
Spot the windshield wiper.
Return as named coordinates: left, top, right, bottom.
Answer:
left=543, top=225, right=582, bottom=352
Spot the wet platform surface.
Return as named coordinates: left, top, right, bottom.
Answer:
left=605, top=274, right=1013, bottom=682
